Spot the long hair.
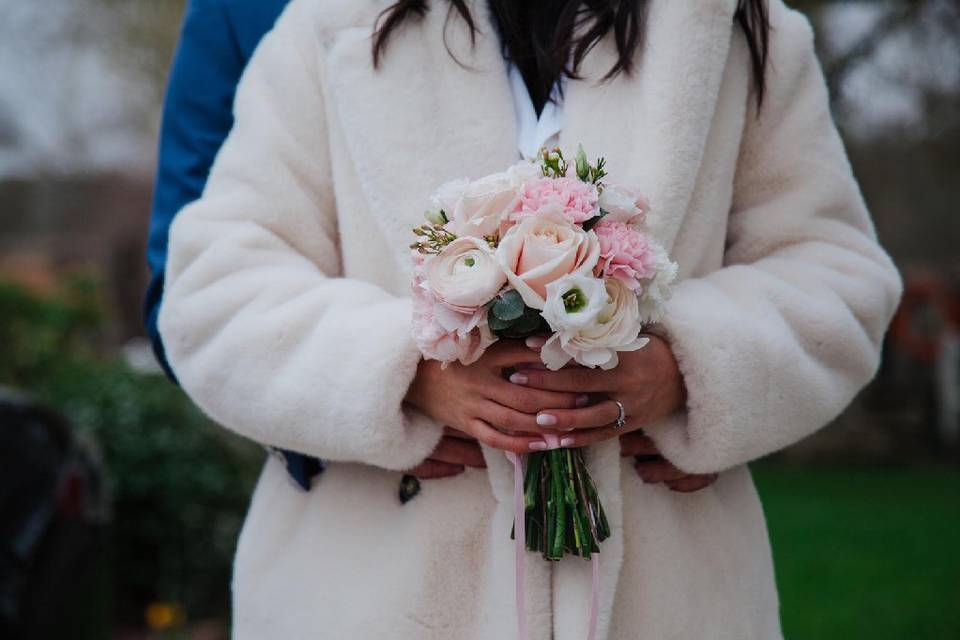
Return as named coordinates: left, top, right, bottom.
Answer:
left=372, top=0, right=771, bottom=109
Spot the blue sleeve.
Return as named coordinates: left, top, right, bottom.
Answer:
left=144, top=0, right=246, bottom=381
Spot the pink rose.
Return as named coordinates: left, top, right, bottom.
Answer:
left=512, top=176, right=599, bottom=225
left=593, top=219, right=657, bottom=290
left=411, top=271, right=496, bottom=366
left=495, top=211, right=600, bottom=309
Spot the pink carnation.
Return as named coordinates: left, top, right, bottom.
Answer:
left=513, top=176, right=599, bottom=225
left=593, top=219, right=657, bottom=290
left=411, top=271, right=495, bottom=366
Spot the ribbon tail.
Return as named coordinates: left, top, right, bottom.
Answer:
left=507, top=451, right=528, bottom=640
left=587, top=553, right=600, bottom=640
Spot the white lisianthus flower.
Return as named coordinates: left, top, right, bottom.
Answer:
left=424, top=237, right=507, bottom=313
left=541, top=274, right=609, bottom=332
left=540, top=277, right=650, bottom=371
left=598, top=184, right=649, bottom=225
left=495, top=211, right=600, bottom=310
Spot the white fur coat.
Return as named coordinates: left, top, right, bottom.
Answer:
left=159, top=0, right=902, bottom=637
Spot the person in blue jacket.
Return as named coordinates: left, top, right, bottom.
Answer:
left=145, top=0, right=488, bottom=493
left=143, top=0, right=321, bottom=489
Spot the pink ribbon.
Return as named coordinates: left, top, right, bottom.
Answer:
left=506, top=452, right=600, bottom=640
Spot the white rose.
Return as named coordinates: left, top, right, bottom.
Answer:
left=495, top=211, right=600, bottom=310
left=598, top=184, right=649, bottom=225
left=506, top=159, right=543, bottom=184
left=431, top=178, right=469, bottom=217
left=442, top=171, right=526, bottom=238
left=540, top=277, right=649, bottom=370
left=424, top=237, right=506, bottom=312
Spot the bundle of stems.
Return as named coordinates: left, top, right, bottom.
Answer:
left=512, top=448, right=610, bottom=560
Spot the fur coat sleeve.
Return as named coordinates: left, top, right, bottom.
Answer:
left=157, top=0, right=444, bottom=471
left=645, top=6, right=903, bottom=474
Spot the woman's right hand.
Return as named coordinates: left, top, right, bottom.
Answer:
left=405, top=340, right=590, bottom=454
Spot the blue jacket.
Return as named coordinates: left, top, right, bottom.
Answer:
left=144, top=0, right=323, bottom=490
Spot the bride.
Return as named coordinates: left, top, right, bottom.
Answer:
left=158, top=0, right=901, bottom=638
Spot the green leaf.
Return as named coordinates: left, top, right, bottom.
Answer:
left=491, top=290, right=525, bottom=322
left=487, top=312, right=511, bottom=331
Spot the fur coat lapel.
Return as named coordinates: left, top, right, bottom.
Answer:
left=328, top=0, right=738, bottom=268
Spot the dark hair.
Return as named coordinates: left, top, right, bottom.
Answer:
left=372, top=1, right=771, bottom=110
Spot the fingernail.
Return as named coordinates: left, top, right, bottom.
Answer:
left=536, top=413, right=557, bottom=426
left=559, top=426, right=575, bottom=432
left=509, top=372, right=528, bottom=385
left=575, top=394, right=590, bottom=407
left=525, top=336, right=546, bottom=349
left=560, top=437, right=575, bottom=448
left=529, top=441, right=548, bottom=451
left=542, top=434, right=561, bottom=450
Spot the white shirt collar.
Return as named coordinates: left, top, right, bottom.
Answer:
left=507, top=63, right=564, bottom=160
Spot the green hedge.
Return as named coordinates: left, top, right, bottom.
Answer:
left=0, top=277, right=263, bottom=626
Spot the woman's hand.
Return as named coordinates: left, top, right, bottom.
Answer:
left=405, top=427, right=486, bottom=479
left=405, top=340, right=590, bottom=454
left=620, top=431, right=718, bottom=493
left=509, top=334, right=685, bottom=448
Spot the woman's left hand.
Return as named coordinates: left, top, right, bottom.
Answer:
left=509, top=334, right=686, bottom=448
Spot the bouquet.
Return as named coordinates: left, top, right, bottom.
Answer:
left=410, top=146, right=676, bottom=638
left=410, top=146, right=676, bottom=562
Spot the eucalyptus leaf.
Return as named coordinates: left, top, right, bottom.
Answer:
left=491, top=290, right=525, bottom=321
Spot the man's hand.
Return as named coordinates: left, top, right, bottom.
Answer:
left=619, top=431, right=718, bottom=493
left=406, top=427, right=486, bottom=479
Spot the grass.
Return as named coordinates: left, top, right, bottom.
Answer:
left=752, top=463, right=960, bottom=639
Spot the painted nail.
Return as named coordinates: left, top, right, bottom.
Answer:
left=543, top=434, right=562, bottom=450
left=575, top=394, right=590, bottom=407
left=529, top=441, right=548, bottom=451
left=559, top=426, right=576, bottom=432
left=560, top=437, right=575, bottom=448
left=509, top=372, right=528, bottom=385
left=525, top=336, right=547, bottom=349
left=536, top=413, right=557, bottom=426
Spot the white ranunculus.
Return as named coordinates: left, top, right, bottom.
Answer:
left=540, top=277, right=649, bottom=371
left=598, top=184, right=649, bottom=225
left=495, top=211, right=600, bottom=310
left=541, top=274, right=609, bottom=332
left=424, top=237, right=506, bottom=312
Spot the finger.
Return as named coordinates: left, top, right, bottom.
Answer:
left=634, top=459, right=689, bottom=484
left=510, top=366, right=615, bottom=393
left=484, top=340, right=544, bottom=368
left=443, top=426, right=477, bottom=441
left=544, top=420, right=643, bottom=449
left=534, top=399, right=621, bottom=432
left=468, top=418, right=546, bottom=454
left=666, top=474, right=719, bottom=493
left=480, top=401, right=569, bottom=436
left=486, top=378, right=589, bottom=414
left=618, top=432, right=660, bottom=457
left=429, top=436, right=487, bottom=468
left=408, top=460, right=465, bottom=480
